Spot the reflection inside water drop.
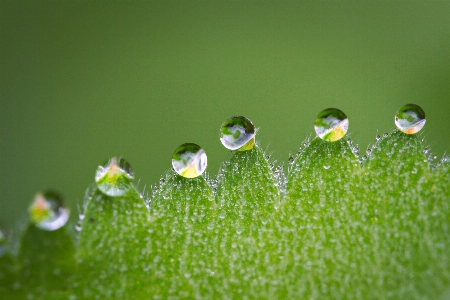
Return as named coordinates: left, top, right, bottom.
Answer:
left=95, top=157, right=134, bottom=196
left=395, top=103, right=426, bottom=134
left=29, top=191, right=69, bottom=231
left=172, top=143, right=207, bottom=178
left=314, top=108, right=349, bottom=142
left=219, top=116, right=255, bottom=151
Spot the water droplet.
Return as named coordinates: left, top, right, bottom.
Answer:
left=376, top=135, right=381, bottom=141
left=219, top=116, right=255, bottom=151
left=395, top=104, right=426, bottom=134
left=383, top=133, right=389, bottom=138
left=28, top=191, right=69, bottom=231
left=314, top=108, right=349, bottom=142
left=323, top=164, right=330, bottom=170
left=288, top=156, right=294, bottom=165
left=95, top=157, right=134, bottom=197
left=172, top=143, right=207, bottom=178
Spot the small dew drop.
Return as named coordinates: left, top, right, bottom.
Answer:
left=383, top=133, right=389, bottom=138
left=95, top=157, right=134, bottom=197
left=394, top=103, right=426, bottom=134
left=314, top=108, right=349, bottom=142
left=376, top=135, right=381, bottom=141
left=323, top=164, right=331, bottom=170
left=29, top=190, right=69, bottom=231
left=219, top=116, right=255, bottom=151
left=288, top=157, right=294, bottom=165
left=172, top=143, right=207, bottom=178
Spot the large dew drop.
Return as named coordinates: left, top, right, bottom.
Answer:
left=95, top=157, right=134, bottom=196
left=314, top=108, right=349, bottom=142
left=28, top=191, right=69, bottom=231
left=219, top=116, right=255, bottom=151
left=394, top=103, right=426, bottom=134
left=172, top=143, right=207, bottom=178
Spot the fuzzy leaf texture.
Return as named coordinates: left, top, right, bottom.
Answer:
left=0, top=129, right=449, bottom=299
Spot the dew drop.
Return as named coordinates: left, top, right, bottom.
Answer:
left=323, top=164, right=331, bottom=170
left=395, top=104, right=426, bottom=134
left=376, top=135, right=381, bottom=141
left=288, top=156, right=294, bottom=165
left=172, top=143, right=207, bottom=178
left=314, top=108, right=349, bottom=142
left=28, top=190, right=69, bottom=231
left=219, top=116, right=255, bottom=151
left=383, top=133, right=389, bottom=138
left=95, top=157, right=134, bottom=197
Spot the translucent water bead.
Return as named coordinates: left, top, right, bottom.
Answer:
left=172, top=143, right=207, bottom=178
left=95, top=157, right=134, bottom=196
left=314, top=108, right=349, bottom=142
left=395, top=104, right=426, bottom=134
left=29, top=191, right=70, bottom=231
left=219, top=116, right=255, bottom=151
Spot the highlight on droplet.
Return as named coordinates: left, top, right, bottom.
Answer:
left=95, top=157, right=134, bottom=196
left=314, top=108, right=349, bottom=142
left=29, top=190, right=69, bottom=231
left=394, top=103, right=426, bottom=134
left=219, top=116, right=255, bottom=151
left=172, top=143, right=207, bottom=178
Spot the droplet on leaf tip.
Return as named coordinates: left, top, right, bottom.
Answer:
left=219, top=116, right=255, bottom=151
left=314, top=108, right=348, bottom=142
left=29, top=190, right=69, bottom=231
left=95, top=157, right=134, bottom=197
left=172, top=143, right=207, bottom=178
left=395, top=103, right=426, bottom=134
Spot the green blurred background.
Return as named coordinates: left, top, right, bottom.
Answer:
left=1, top=1, right=449, bottom=228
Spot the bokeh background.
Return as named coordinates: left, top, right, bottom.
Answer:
left=1, top=1, right=449, bottom=228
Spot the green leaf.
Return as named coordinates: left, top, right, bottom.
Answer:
left=280, top=137, right=362, bottom=298
left=147, top=170, right=215, bottom=298
left=208, top=145, right=280, bottom=297
left=3, top=131, right=449, bottom=298
left=73, top=186, right=151, bottom=299
left=17, top=223, right=75, bottom=299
